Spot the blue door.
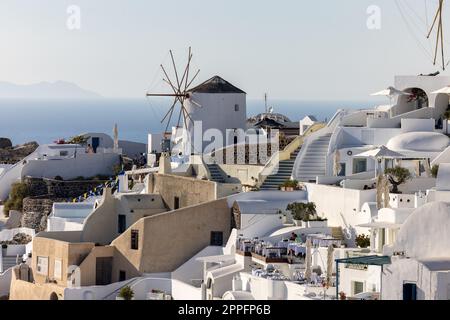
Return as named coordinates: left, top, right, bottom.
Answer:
left=91, top=137, right=100, bottom=153
left=403, top=283, right=417, bottom=300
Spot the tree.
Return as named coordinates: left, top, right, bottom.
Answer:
left=384, top=166, right=411, bottom=194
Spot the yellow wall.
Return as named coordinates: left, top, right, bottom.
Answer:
left=112, top=198, right=231, bottom=273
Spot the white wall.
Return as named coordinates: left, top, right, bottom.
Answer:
left=0, top=267, right=12, bottom=297
left=185, top=92, right=246, bottom=151
left=21, top=152, right=120, bottom=180
left=305, top=183, right=376, bottom=237
left=382, top=257, right=438, bottom=300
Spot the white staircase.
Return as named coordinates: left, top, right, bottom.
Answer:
left=295, top=133, right=332, bottom=182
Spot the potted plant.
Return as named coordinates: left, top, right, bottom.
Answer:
left=355, top=234, right=370, bottom=248
left=280, top=179, right=299, bottom=191
left=117, top=286, right=134, bottom=300
left=384, top=166, right=411, bottom=194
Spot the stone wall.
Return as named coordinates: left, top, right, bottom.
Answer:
left=22, top=196, right=65, bottom=232
left=24, top=177, right=106, bottom=198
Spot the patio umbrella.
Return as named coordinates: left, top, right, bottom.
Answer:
left=371, top=86, right=411, bottom=97
left=326, top=244, right=334, bottom=288
left=333, top=149, right=341, bottom=176
left=305, top=239, right=312, bottom=283
left=371, top=86, right=411, bottom=106
left=113, top=123, right=119, bottom=152
left=355, top=146, right=405, bottom=178
left=432, top=86, right=450, bottom=94
left=355, top=145, right=404, bottom=159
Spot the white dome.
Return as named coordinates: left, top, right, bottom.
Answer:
left=393, top=202, right=450, bottom=258
left=386, top=131, right=449, bottom=152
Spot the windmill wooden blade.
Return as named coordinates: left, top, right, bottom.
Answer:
left=170, top=50, right=181, bottom=89
left=186, top=69, right=201, bottom=90
left=161, top=98, right=177, bottom=124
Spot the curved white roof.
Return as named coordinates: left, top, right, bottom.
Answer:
left=207, top=264, right=243, bottom=279
left=223, top=291, right=255, bottom=300
left=393, top=201, right=450, bottom=259
left=387, top=131, right=449, bottom=152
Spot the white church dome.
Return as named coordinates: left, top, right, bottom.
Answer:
left=386, top=131, right=449, bottom=152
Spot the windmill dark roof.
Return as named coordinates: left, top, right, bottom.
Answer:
left=188, top=76, right=246, bottom=94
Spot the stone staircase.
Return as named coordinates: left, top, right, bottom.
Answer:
left=260, top=147, right=301, bottom=190
left=207, top=164, right=225, bottom=183
left=296, top=133, right=332, bottom=182
left=1, top=256, right=19, bottom=272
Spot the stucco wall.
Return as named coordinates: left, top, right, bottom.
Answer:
left=151, top=174, right=217, bottom=210
left=112, top=198, right=232, bottom=274
left=31, top=237, right=94, bottom=286
left=382, top=258, right=436, bottom=300
left=305, top=183, right=376, bottom=236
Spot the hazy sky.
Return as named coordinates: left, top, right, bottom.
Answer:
left=0, top=0, right=448, bottom=100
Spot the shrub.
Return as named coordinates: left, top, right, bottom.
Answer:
left=67, top=135, right=89, bottom=145
left=118, top=286, right=134, bottom=300
left=281, top=179, right=299, bottom=189
left=431, top=164, right=439, bottom=178
left=3, top=182, right=30, bottom=217
left=355, top=234, right=370, bottom=248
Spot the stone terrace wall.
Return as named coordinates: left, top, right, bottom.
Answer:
left=22, top=196, right=66, bottom=232
left=24, top=177, right=106, bottom=198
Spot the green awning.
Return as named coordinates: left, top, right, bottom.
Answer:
left=335, top=255, right=391, bottom=266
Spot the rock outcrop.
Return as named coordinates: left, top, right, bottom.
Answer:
left=0, top=137, right=12, bottom=149
left=0, top=141, right=39, bottom=164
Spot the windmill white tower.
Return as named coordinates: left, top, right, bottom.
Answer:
left=147, top=48, right=247, bottom=155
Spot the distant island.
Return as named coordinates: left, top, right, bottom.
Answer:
left=0, top=81, right=102, bottom=99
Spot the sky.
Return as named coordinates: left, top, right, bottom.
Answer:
left=0, top=0, right=448, bottom=101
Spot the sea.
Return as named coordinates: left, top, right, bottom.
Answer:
left=0, top=98, right=381, bottom=145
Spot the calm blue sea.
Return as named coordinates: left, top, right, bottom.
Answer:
left=0, top=98, right=380, bottom=145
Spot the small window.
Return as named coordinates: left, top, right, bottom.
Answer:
left=54, top=259, right=62, bottom=280
left=119, top=270, right=126, bottom=282
left=60, top=151, right=69, bottom=157
left=131, top=230, right=139, bottom=250
left=174, top=196, right=180, bottom=210
left=37, top=256, right=49, bottom=275
left=352, top=281, right=364, bottom=295
left=353, top=158, right=367, bottom=174
left=234, top=104, right=239, bottom=112
left=210, top=231, right=223, bottom=246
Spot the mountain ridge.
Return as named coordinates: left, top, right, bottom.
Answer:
left=0, top=80, right=102, bottom=99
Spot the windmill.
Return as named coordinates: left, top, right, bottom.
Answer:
left=146, top=47, right=201, bottom=152
left=427, top=0, right=446, bottom=70
left=395, top=0, right=448, bottom=70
